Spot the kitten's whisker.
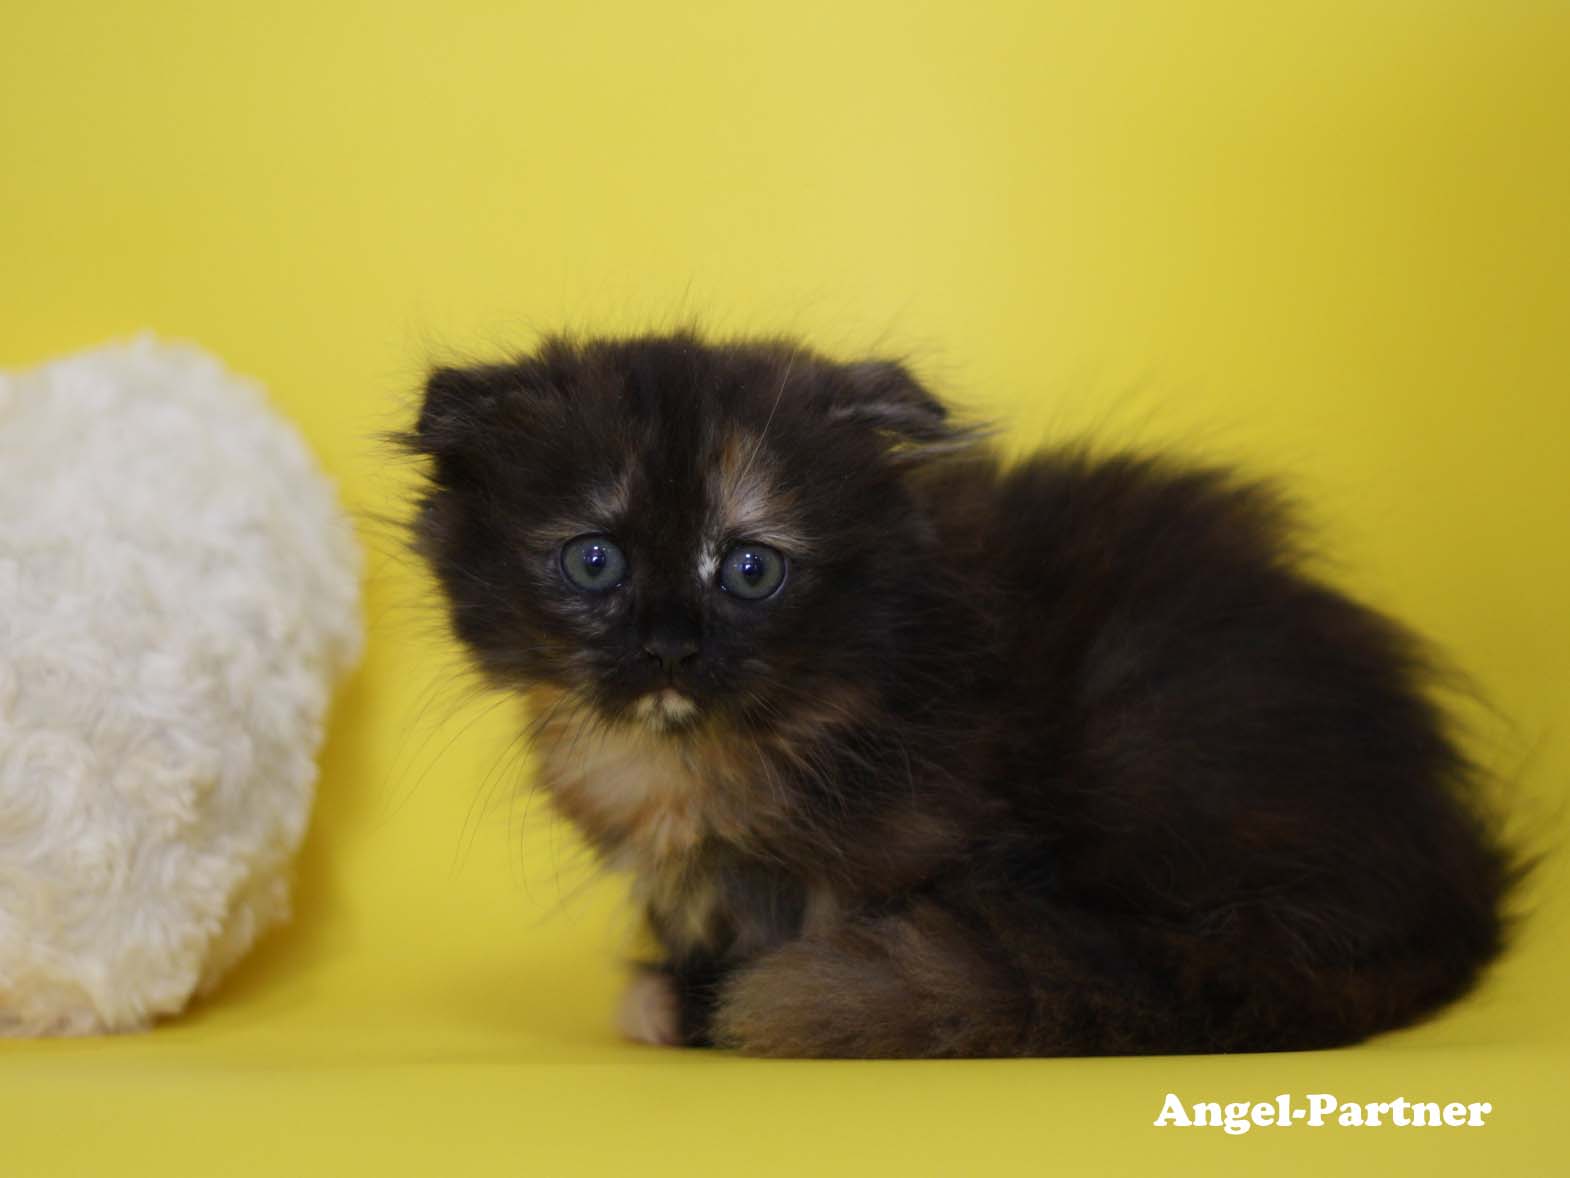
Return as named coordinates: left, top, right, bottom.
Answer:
left=733, top=344, right=798, bottom=494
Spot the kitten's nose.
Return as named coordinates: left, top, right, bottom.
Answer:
left=643, top=632, right=699, bottom=674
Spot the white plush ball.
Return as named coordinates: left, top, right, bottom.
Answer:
left=0, top=337, right=362, bottom=1035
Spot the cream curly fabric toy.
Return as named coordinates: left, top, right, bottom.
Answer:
left=0, top=338, right=361, bottom=1035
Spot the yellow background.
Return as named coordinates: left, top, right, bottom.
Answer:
left=3, top=2, right=1567, bottom=1174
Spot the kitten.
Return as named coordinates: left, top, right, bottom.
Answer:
left=405, top=330, right=1516, bottom=1057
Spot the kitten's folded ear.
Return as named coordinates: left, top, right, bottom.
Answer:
left=411, top=364, right=516, bottom=456
left=830, top=359, right=984, bottom=458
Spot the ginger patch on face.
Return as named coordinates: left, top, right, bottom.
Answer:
left=700, top=431, right=807, bottom=581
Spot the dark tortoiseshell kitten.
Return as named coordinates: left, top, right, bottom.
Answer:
left=406, top=331, right=1515, bottom=1057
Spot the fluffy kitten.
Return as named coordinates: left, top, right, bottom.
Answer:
left=405, top=330, right=1515, bottom=1057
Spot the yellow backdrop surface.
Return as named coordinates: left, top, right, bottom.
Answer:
left=2, top=3, right=1567, bottom=1174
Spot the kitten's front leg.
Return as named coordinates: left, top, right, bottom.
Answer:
left=617, top=952, right=734, bottom=1047
left=619, top=851, right=807, bottom=1047
left=617, top=968, right=680, bottom=1046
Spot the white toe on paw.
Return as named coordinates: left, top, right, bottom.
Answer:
left=617, top=971, right=679, bottom=1047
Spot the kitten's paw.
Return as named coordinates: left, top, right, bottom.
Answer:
left=616, top=970, right=679, bottom=1047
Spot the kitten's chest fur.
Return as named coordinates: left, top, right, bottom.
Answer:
left=530, top=690, right=793, bottom=948
left=535, top=707, right=716, bottom=864
left=558, top=738, right=724, bottom=951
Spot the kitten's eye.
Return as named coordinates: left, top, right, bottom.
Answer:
left=560, top=534, right=628, bottom=592
left=718, top=543, right=787, bottom=601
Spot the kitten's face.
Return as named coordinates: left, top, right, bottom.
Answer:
left=409, top=334, right=961, bottom=738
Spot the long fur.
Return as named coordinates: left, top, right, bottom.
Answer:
left=403, top=330, right=1518, bottom=1057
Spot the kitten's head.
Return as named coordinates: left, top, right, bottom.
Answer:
left=406, top=332, right=972, bottom=738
